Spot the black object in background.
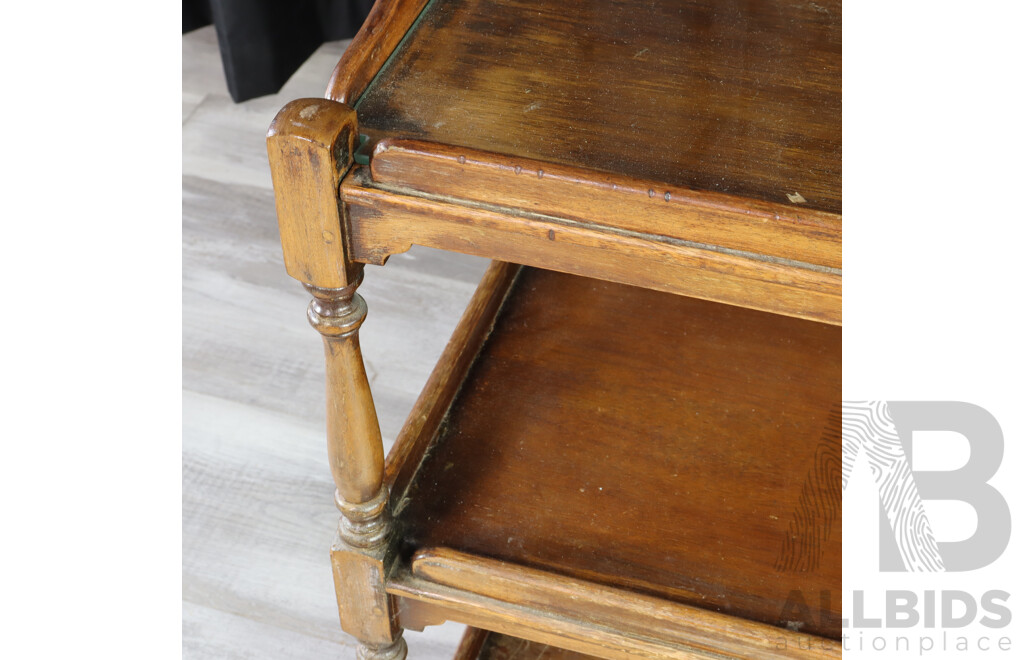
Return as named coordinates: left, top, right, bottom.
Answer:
left=183, top=0, right=374, bottom=103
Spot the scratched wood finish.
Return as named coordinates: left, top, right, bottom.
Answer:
left=404, top=550, right=840, bottom=659
left=327, top=0, right=432, bottom=105
left=396, top=267, right=842, bottom=638
left=370, top=140, right=841, bottom=269
left=267, top=98, right=360, bottom=289
left=355, top=0, right=841, bottom=214
left=342, top=169, right=841, bottom=324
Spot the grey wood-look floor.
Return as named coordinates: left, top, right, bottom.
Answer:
left=183, top=26, right=487, bottom=659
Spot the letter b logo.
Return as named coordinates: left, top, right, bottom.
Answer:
left=843, top=401, right=1011, bottom=572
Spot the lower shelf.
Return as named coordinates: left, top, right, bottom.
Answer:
left=389, top=264, right=841, bottom=645
left=455, top=627, right=598, bottom=660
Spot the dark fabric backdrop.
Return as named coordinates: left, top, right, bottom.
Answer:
left=183, top=0, right=374, bottom=103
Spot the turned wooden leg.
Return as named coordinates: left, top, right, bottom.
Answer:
left=307, top=274, right=385, bottom=512
left=308, top=275, right=406, bottom=660
left=267, top=98, right=405, bottom=659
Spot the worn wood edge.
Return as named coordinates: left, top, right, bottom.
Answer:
left=410, top=548, right=840, bottom=659
left=388, top=554, right=839, bottom=660
left=341, top=172, right=841, bottom=325
left=452, top=627, right=491, bottom=660
left=331, top=534, right=404, bottom=645
left=390, top=575, right=717, bottom=660
left=370, top=139, right=841, bottom=269
left=326, top=0, right=432, bottom=106
left=267, top=98, right=360, bottom=288
left=384, top=260, right=522, bottom=515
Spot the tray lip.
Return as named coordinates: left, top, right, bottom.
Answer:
left=342, top=170, right=842, bottom=325
left=368, top=138, right=841, bottom=270
left=326, top=0, right=435, bottom=106
left=387, top=548, right=842, bottom=660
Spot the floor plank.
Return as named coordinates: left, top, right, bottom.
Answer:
left=183, top=25, right=487, bottom=659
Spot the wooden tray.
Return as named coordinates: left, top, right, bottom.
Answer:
left=385, top=263, right=841, bottom=655
left=322, top=0, right=842, bottom=324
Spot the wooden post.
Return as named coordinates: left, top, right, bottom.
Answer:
left=268, top=98, right=406, bottom=660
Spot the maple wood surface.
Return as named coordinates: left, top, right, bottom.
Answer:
left=396, top=267, right=842, bottom=639
left=355, top=0, right=841, bottom=214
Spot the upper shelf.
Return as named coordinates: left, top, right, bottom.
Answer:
left=352, top=0, right=841, bottom=215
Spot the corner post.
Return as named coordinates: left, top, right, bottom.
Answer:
left=268, top=98, right=406, bottom=660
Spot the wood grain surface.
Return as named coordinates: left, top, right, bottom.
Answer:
left=397, top=267, right=842, bottom=638
left=343, top=168, right=841, bottom=324
left=355, top=0, right=841, bottom=213
left=267, top=98, right=360, bottom=289
left=386, top=261, right=522, bottom=507
left=326, top=0, right=432, bottom=105
left=369, top=139, right=841, bottom=269
left=404, top=549, right=840, bottom=659
left=387, top=567, right=840, bottom=659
